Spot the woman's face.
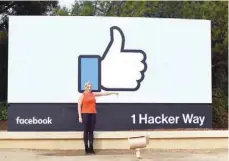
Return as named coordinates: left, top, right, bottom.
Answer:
left=85, top=84, right=92, bottom=92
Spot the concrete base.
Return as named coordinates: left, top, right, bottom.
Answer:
left=0, top=130, right=227, bottom=150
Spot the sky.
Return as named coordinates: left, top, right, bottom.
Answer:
left=58, top=0, right=75, bottom=9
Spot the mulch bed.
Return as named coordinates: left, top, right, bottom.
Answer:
left=0, top=120, right=7, bottom=131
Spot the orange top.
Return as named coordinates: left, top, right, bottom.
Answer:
left=81, top=92, right=96, bottom=113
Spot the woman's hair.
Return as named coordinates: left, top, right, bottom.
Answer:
left=84, top=81, right=92, bottom=88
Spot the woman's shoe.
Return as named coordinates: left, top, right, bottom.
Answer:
left=89, top=147, right=95, bottom=154
left=85, top=148, right=90, bottom=155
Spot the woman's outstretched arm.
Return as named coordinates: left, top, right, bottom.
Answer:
left=94, top=92, right=118, bottom=97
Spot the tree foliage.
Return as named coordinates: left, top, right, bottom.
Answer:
left=0, top=1, right=58, bottom=31
left=0, top=1, right=228, bottom=128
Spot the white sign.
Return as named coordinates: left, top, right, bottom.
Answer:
left=8, top=16, right=212, bottom=103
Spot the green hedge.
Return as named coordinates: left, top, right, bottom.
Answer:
left=0, top=102, right=7, bottom=121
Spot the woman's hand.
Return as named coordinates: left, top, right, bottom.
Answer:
left=79, top=117, right=83, bottom=123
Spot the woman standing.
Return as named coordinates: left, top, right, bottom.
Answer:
left=78, top=82, right=118, bottom=155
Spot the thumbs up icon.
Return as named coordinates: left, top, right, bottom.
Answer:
left=78, top=26, right=147, bottom=93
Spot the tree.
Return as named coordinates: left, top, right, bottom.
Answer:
left=0, top=1, right=58, bottom=31
left=54, top=6, right=69, bottom=16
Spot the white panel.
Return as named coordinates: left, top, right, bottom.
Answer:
left=8, top=16, right=212, bottom=103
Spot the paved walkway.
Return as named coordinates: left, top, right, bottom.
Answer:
left=0, top=149, right=227, bottom=161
